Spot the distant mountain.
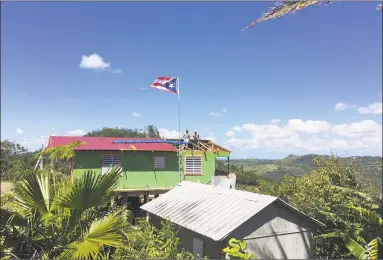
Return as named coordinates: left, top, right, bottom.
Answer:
left=229, top=154, right=382, bottom=188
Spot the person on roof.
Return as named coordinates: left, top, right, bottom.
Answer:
left=183, top=129, right=190, bottom=142
left=193, top=130, right=200, bottom=149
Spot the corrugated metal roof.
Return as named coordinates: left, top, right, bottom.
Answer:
left=47, top=136, right=177, bottom=152
left=141, top=181, right=325, bottom=241
left=141, top=181, right=277, bottom=241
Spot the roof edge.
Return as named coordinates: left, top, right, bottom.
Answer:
left=275, top=198, right=326, bottom=228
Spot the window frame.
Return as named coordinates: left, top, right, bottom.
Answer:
left=100, top=153, right=122, bottom=175
left=153, top=156, right=166, bottom=169
left=184, top=155, right=203, bottom=176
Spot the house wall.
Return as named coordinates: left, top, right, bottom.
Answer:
left=183, top=151, right=224, bottom=184
left=73, top=150, right=225, bottom=190
left=150, top=214, right=225, bottom=259
left=228, top=201, right=317, bottom=259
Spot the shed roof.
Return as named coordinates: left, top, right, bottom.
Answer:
left=47, top=136, right=178, bottom=152
left=141, top=181, right=325, bottom=241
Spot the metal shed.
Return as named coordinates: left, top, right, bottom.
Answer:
left=141, top=181, right=325, bottom=259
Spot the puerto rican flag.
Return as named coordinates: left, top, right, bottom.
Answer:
left=150, top=76, right=179, bottom=95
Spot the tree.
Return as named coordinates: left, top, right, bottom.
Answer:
left=1, top=167, right=128, bottom=259
left=275, top=156, right=381, bottom=258
left=113, top=219, right=194, bottom=259
left=0, top=140, right=38, bottom=181
left=242, top=1, right=382, bottom=31
left=85, top=125, right=160, bottom=138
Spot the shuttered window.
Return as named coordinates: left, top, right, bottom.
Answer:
left=185, top=156, right=202, bottom=175
left=154, top=156, right=165, bottom=169
left=101, top=155, right=121, bottom=175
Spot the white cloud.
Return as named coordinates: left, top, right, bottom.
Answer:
left=202, top=136, right=216, bottom=142
left=68, top=129, right=87, bottom=136
left=209, top=112, right=221, bottom=116
left=334, top=102, right=356, bottom=111
left=358, top=102, right=382, bottom=115
left=270, top=119, right=280, bottom=124
left=111, top=69, right=122, bottom=74
left=224, top=119, right=382, bottom=155
left=225, top=130, right=236, bottom=137
left=209, top=108, right=227, bottom=117
left=287, top=119, right=331, bottom=133
left=158, top=129, right=181, bottom=139
left=16, top=128, right=24, bottom=134
left=15, top=136, right=48, bottom=151
left=231, top=126, right=242, bottom=132
left=80, top=53, right=110, bottom=70
left=331, top=120, right=381, bottom=138
left=132, top=112, right=141, bottom=117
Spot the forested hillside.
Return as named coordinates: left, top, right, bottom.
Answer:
left=227, top=154, right=382, bottom=189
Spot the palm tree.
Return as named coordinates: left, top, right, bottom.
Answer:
left=1, top=167, right=129, bottom=259
left=242, top=1, right=382, bottom=31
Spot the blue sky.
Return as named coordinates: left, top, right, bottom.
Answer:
left=2, top=2, right=382, bottom=159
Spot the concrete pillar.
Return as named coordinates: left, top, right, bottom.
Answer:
left=121, top=193, right=128, bottom=208
left=40, top=156, right=44, bottom=170
left=144, top=192, right=149, bottom=222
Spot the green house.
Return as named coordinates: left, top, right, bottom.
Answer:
left=46, top=136, right=231, bottom=195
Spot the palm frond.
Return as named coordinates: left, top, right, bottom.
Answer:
left=13, top=171, right=52, bottom=216
left=59, top=209, right=129, bottom=259
left=346, top=204, right=383, bottom=226
left=333, top=186, right=376, bottom=202
left=368, top=237, right=382, bottom=260
left=242, top=1, right=329, bottom=31
left=343, top=236, right=369, bottom=259
left=56, top=168, right=120, bottom=212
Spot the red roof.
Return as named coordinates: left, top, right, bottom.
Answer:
left=47, top=136, right=178, bottom=152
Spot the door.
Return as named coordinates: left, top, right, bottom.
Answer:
left=193, top=237, right=204, bottom=259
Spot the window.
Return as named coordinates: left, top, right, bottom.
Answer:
left=185, top=156, right=202, bottom=175
left=101, top=155, right=121, bottom=175
left=193, top=237, right=204, bottom=258
left=154, top=156, right=165, bottom=169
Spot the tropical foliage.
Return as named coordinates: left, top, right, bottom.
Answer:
left=85, top=125, right=160, bottom=138
left=0, top=141, right=38, bottom=182
left=1, top=167, right=129, bottom=259
left=242, top=1, right=382, bottom=31
left=113, top=219, right=194, bottom=259
left=222, top=238, right=256, bottom=259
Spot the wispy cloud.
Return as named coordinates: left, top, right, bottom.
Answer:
left=16, top=128, right=24, bottom=134
left=68, top=129, right=87, bottom=136
left=358, top=102, right=382, bottom=115
left=132, top=112, right=141, bottom=117
left=209, top=112, right=221, bottom=116
left=270, top=119, right=280, bottom=124
left=111, top=69, right=122, bottom=74
left=209, top=108, right=228, bottom=117
left=334, top=102, right=356, bottom=111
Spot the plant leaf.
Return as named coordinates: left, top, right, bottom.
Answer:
left=242, top=1, right=325, bottom=31
left=59, top=209, right=129, bottom=259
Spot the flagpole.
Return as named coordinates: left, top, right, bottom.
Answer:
left=177, top=77, right=182, bottom=181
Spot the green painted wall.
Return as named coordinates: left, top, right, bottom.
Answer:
left=73, top=150, right=230, bottom=191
